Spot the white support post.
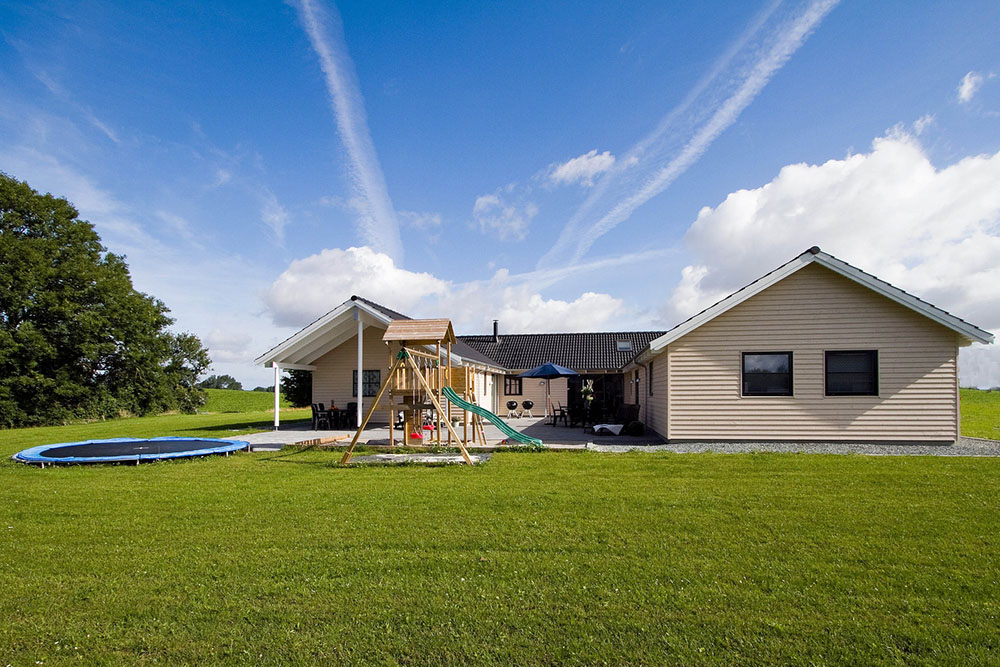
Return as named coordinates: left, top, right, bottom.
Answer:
left=355, top=309, right=364, bottom=428
left=272, top=362, right=280, bottom=430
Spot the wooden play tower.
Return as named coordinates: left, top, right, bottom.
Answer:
left=340, top=318, right=489, bottom=465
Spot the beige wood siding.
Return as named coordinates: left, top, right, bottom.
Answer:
left=645, top=360, right=668, bottom=438
left=666, top=263, right=959, bottom=442
left=502, top=373, right=568, bottom=414
left=311, top=325, right=393, bottom=424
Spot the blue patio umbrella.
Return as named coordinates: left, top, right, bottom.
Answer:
left=518, top=363, right=578, bottom=416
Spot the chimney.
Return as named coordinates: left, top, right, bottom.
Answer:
left=492, top=319, right=500, bottom=343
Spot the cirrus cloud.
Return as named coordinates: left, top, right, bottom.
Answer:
left=547, top=149, right=617, bottom=187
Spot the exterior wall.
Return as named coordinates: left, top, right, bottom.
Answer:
left=311, top=325, right=393, bottom=424
left=646, top=359, right=668, bottom=438
left=665, top=263, right=959, bottom=442
left=501, top=372, right=568, bottom=414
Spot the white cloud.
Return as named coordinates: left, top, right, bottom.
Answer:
left=473, top=186, right=538, bottom=241
left=203, top=329, right=255, bottom=365
left=262, top=245, right=632, bottom=335
left=260, top=191, right=290, bottom=243
left=292, top=0, right=404, bottom=262
left=912, top=114, right=934, bottom=135
left=663, top=130, right=1000, bottom=386
left=398, top=210, right=442, bottom=229
left=541, top=0, right=840, bottom=267
left=262, top=246, right=448, bottom=327
left=958, top=71, right=984, bottom=103
left=547, top=150, right=616, bottom=186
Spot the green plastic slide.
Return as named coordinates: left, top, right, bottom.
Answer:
left=441, top=386, right=543, bottom=448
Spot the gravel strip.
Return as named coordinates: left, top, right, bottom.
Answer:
left=587, top=436, right=1000, bottom=456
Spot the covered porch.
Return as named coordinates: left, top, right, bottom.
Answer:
left=254, top=298, right=394, bottom=430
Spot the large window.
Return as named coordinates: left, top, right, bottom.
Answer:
left=742, top=352, right=793, bottom=396
left=504, top=375, right=523, bottom=396
left=826, top=350, right=878, bottom=396
left=352, top=369, right=381, bottom=397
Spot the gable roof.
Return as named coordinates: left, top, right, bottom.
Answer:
left=255, top=295, right=501, bottom=370
left=459, top=331, right=667, bottom=371
left=633, top=246, right=993, bottom=363
left=383, top=318, right=456, bottom=344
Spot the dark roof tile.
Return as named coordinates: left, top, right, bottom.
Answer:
left=458, top=331, right=667, bottom=371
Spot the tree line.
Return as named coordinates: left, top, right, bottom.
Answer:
left=0, top=173, right=211, bottom=427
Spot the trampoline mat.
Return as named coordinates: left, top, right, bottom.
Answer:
left=40, top=439, right=225, bottom=458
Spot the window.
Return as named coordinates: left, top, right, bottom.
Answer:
left=352, top=370, right=381, bottom=397
left=826, top=350, right=878, bottom=396
left=616, top=340, right=633, bottom=352
left=504, top=375, right=523, bottom=395
left=742, top=352, right=793, bottom=396
left=648, top=361, right=654, bottom=396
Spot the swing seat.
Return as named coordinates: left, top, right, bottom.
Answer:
left=410, top=432, right=423, bottom=440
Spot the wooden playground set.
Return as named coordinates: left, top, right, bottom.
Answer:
left=340, top=319, right=542, bottom=465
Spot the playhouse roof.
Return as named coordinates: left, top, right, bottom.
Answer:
left=383, top=318, right=456, bottom=344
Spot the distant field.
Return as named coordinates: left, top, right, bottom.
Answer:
left=960, top=388, right=1000, bottom=440
left=201, top=388, right=291, bottom=413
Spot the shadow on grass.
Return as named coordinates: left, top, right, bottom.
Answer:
left=255, top=445, right=335, bottom=467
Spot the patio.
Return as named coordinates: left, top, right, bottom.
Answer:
left=231, top=415, right=663, bottom=451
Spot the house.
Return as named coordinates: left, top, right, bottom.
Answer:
left=622, top=247, right=993, bottom=442
left=255, top=247, right=992, bottom=442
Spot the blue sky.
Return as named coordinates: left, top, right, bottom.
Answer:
left=2, top=0, right=999, bottom=387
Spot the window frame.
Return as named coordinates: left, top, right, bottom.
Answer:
left=741, top=351, right=793, bottom=397
left=504, top=375, right=523, bottom=396
left=352, top=369, right=381, bottom=398
left=824, top=350, right=879, bottom=397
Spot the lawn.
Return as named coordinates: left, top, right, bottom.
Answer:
left=201, top=388, right=291, bottom=414
left=960, top=388, right=1000, bottom=439
left=1, top=395, right=998, bottom=664
left=1, top=447, right=999, bottom=664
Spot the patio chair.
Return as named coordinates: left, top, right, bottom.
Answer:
left=548, top=401, right=568, bottom=426
left=506, top=400, right=520, bottom=418
left=311, top=404, right=331, bottom=430
left=521, top=400, right=534, bottom=418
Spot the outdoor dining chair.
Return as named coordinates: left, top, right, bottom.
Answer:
left=311, top=404, right=331, bottom=430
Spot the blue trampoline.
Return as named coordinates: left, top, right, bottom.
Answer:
left=13, top=437, right=250, bottom=467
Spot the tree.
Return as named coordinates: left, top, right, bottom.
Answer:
left=0, top=173, right=211, bottom=427
left=280, top=369, right=312, bottom=407
left=198, top=374, right=243, bottom=390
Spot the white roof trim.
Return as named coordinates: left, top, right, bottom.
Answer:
left=254, top=299, right=392, bottom=367
left=640, top=248, right=993, bottom=360
left=255, top=297, right=507, bottom=372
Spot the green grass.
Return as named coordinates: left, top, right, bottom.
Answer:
left=960, top=388, right=1000, bottom=440
left=1, top=447, right=999, bottom=664
left=201, top=388, right=291, bottom=413
left=0, top=398, right=998, bottom=663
